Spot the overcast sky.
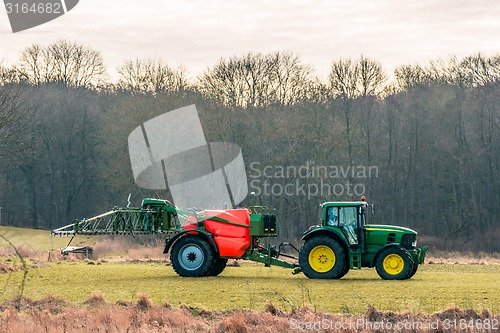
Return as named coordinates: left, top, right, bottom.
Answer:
left=1, top=0, right=499, bottom=81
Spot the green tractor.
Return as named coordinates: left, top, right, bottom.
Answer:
left=299, top=197, right=427, bottom=280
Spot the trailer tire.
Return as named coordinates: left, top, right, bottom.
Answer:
left=375, top=247, right=413, bottom=280
left=299, top=236, right=347, bottom=279
left=171, top=236, right=214, bottom=277
left=207, top=258, right=228, bottom=276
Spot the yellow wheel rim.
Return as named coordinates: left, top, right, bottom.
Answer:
left=383, top=253, right=404, bottom=275
left=308, top=245, right=335, bottom=272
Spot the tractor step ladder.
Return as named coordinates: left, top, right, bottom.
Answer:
left=350, top=247, right=362, bottom=269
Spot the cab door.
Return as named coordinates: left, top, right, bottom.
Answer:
left=338, top=207, right=359, bottom=245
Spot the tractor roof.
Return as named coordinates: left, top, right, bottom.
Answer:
left=322, top=201, right=367, bottom=207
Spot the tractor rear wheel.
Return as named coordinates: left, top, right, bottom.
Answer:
left=337, top=261, right=350, bottom=279
left=206, top=257, right=228, bottom=276
left=299, top=236, right=347, bottom=279
left=375, top=247, right=413, bottom=280
left=171, top=236, right=214, bottom=277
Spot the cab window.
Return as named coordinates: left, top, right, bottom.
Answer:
left=326, top=207, right=338, bottom=226
left=339, top=207, right=358, bottom=244
left=339, top=207, right=357, bottom=228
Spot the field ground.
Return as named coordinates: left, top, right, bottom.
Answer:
left=0, top=225, right=101, bottom=252
left=0, top=262, right=500, bottom=314
left=0, top=225, right=499, bottom=317
left=0, top=261, right=499, bottom=316
left=1, top=263, right=499, bottom=333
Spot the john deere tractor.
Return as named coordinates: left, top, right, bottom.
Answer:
left=52, top=195, right=426, bottom=280
left=299, top=198, right=427, bottom=280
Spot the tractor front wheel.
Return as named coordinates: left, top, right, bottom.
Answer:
left=299, top=236, right=347, bottom=279
left=375, top=247, right=413, bottom=280
left=406, top=263, right=419, bottom=279
left=171, top=236, right=214, bottom=277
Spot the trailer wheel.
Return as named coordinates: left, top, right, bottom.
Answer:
left=375, top=247, right=413, bottom=280
left=206, top=258, right=228, bottom=276
left=299, top=236, right=347, bottom=279
left=171, top=236, right=214, bottom=277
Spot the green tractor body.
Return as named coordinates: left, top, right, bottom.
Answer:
left=299, top=199, right=427, bottom=279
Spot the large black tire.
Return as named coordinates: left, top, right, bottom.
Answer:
left=299, top=236, right=347, bottom=279
left=337, top=262, right=350, bottom=279
left=375, top=247, right=414, bottom=280
left=170, top=236, right=214, bottom=277
left=406, top=263, right=419, bottom=279
left=206, top=257, right=228, bottom=276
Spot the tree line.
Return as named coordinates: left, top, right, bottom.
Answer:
left=0, top=40, right=498, bottom=252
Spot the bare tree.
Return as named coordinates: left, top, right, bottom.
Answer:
left=457, top=53, right=500, bottom=87
left=328, top=58, right=358, bottom=99
left=328, top=56, right=386, bottom=99
left=17, top=40, right=107, bottom=88
left=396, top=53, right=500, bottom=89
left=328, top=56, right=386, bottom=164
left=198, top=53, right=273, bottom=108
left=117, top=58, right=187, bottom=95
left=198, top=56, right=243, bottom=107
left=394, top=64, right=429, bottom=90
left=270, top=52, right=321, bottom=105
left=328, top=58, right=358, bottom=165
left=0, top=61, right=22, bottom=84
left=0, top=85, right=33, bottom=157
left=197, top=52, right=318, bottom=108
left=358, top=56, right=386, bottom=97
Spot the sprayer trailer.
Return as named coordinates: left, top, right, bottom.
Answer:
left=51, top=196, right=426, bottom=279
left=51, top=197, right=300, bottom=277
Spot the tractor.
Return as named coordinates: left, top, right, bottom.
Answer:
left=299, top=197, right=427, bottom=280
left=52, top=196, right=426, bottom=279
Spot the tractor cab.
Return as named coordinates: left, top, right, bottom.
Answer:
left=321, top=196, right=373, bottom=254
left=323, top=200, right=368, bottom=247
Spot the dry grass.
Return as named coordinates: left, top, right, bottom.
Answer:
left=0, top=294, right=498, bottom=333
left=426, top=256, right=500, bottom=265
left=420, top=228, right=500, bottom=253
left=0, top=245, right=39, bottom=258
left=426, top=251, right=500, bottom=265
left=83, top=291, right=107, bottom=307
left=91, top=235, right=165, bottom=260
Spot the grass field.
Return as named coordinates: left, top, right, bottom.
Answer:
left=1, top=259, right=499, bottom=315
left=0, top=255, right=500, bottom=314
left=0, top=226, right=101, bottom=252
left=0, top=226, right=499, bottom=316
